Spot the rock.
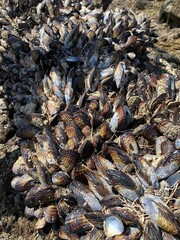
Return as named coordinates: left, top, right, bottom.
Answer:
left=159, top=0, right=180, bottom=27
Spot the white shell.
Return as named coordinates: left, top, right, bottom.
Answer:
left=103, top=215, right=124, bottom=237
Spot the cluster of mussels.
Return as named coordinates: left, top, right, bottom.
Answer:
left=0, top=0, right=179, bottom=239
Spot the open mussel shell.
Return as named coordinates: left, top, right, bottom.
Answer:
left=142, top=194, right=180, bottom=235
left=103, top=215, right=124, bottom=237
left=58, top=150, right=80, bottom=173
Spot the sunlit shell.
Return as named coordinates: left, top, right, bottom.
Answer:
left=103, top=215, right=124, bottom=237
left=142, top=194, right=180, bottom=235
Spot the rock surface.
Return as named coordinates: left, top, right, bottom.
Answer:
left=159, top=0, right=180, bottom=27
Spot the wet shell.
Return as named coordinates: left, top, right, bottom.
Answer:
left=58, top=150, right=80, bottom=173
left=107, top=169, right=143, bottom=201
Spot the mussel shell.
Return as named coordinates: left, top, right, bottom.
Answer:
left=44, top=205, right=58, bottom=223
left=73, top=111, right=90, bottom=129
left=57, top=197, right=76, bottom=221
left=99, top=122, right=113, bottom=140
left=65, top=136, right=81, bottom=150
left=25, top=185, right=55, bottom=208
left=58, top=150, right=80, bottom=173
left=65, top=122, right=82, bottom=139
left=78, top=139, right=94, bottom=159
left=109, top=105, right=132, bottom=132
left=103, top=215, right=124, bottom=237
left=65, top=210, right=93, bottom=234
left=52, top=171, right=71, bottom=186
left=12, top=156, right=28, bottom=175
left=11, top=174, right=35, bottom=192
left=69, top=180, right=102, bottom=211
left=142, top=194, right=180, bottom=235
left=143, top=220, right=162, bottom=240
left=119, top=132, right=139, bottom=155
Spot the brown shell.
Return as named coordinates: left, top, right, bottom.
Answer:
left=35, top=217, right=46, bottom=230
left=71, top=163, right=87, bottom=183
left=88, top=100, right=99, bottom=112
left=25, top=185, right=55, bottom=208
left=81, top=125, right=91, bottom=137
left=11, top=174, right=35, bottom=192
left=54, top=122, right=68, bottom=145
left=78, top=139, right=94, bottom=159
left=57, top=198, right=76, bottom=221
left=73, top=111, right=90, bottom=129
left=52, top=171, right=71, bottom=186
left=65, top=122, right=82, bottom=139
left=106, top=143, right=131, bottom=169
left=58, top=150, right=80, bottom=173
left=99, top=122, right=113, bottom=140
left=60, top=110, right=73, bottom=122
left=141, top=124, right=159, bottom=142
left=44, top=205, right=58, bottom=223
left=119, top=132, right=139, bottom=156
left=65, top=136, right=81, bottom=150
left=65, top=210, right=93, bottom=234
